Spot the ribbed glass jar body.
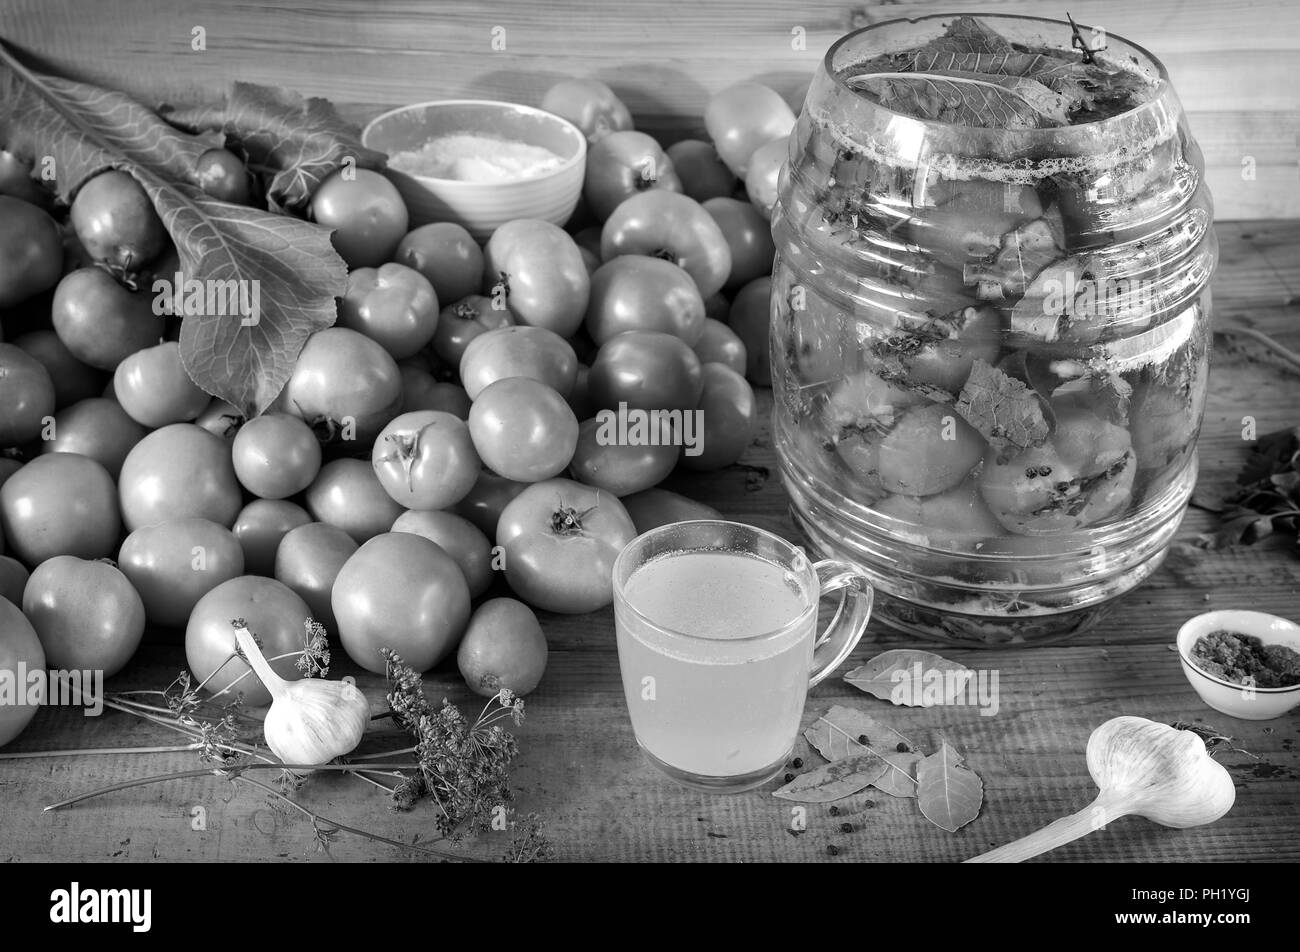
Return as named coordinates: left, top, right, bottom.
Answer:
left=770, top=14, right=1217, bottom=645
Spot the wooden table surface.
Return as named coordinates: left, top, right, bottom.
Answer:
left=2, top=220, right=1297, bottom=864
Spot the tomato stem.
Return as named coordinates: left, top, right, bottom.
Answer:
left=550, top=502, right=597, bottom=535
left=375, top=429, right=421, bottom=493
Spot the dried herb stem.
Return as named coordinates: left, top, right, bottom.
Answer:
left=1216, top=323, right=1300, bottom=374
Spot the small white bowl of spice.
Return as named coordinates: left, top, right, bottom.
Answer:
left=1176, top=610, right=1300, bottom=720
left=363, top=99, right=587, bottom=240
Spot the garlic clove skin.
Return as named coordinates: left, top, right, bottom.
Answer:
left=232, top=621, right=371, bottom=770
left=264, top=678, right=371, bottom=769
left=966, top=715, right=1236, bottom=863
left=1085, top=716, right=1236, bottom=829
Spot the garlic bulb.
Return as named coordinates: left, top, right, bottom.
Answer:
left=232, top=620, right=369, bottom=769
left=966, top=715, right=1235, bottom=863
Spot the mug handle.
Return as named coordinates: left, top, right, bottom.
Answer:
left=807, top=559, right=874, bottom=687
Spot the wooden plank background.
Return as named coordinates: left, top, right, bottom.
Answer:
left=0, top=220, right=1296, bottom=863
left=1, top=0, right=1297, bottom=220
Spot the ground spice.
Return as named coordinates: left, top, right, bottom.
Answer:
left=1190, top=630, right=1300, bottom=688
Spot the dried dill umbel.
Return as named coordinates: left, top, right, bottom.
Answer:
left=26, top=639, right=547, bottom=862
left=295, top=619, right=331, bottom=678
left=382, top=648, right=535, bottom=843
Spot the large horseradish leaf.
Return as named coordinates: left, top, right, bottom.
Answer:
left=843, top=14, right=1151, bottom=128
left=849, top=71, right=1070, bottom=130
left=163, top=82, right=388, bottom=215
left=0, top=45, right=347, bottom=417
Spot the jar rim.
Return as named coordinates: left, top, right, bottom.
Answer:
left=822, top=12, right=1174, bottom=142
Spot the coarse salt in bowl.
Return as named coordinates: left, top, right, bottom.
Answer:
left=362, top=100, right=587, bottom=241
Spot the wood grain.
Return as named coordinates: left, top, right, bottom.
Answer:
left=1, top=0, right=1297, bottom=219
left=1, top=221, right=1297, bottom=863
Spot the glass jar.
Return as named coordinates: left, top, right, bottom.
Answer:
left=770, top=14, right=1217, bottom=645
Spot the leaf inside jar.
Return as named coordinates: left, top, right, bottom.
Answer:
left=955, top=358, right=1053, bottom=458
left=964, top=206, right=1066, bottom=300
left=843, top=15, right=1153, bottom=128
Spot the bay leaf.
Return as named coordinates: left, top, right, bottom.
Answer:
left=844, top=649, right=973, bottom=706
left=874, top=743, right=965, bottom=798
left=916, top=741, right=984, bottom=832
left=872, top=751, right=922, bottom=798
left=772, top=752, right=888, bottom=803
left=804, top=705, right=913, bottom=761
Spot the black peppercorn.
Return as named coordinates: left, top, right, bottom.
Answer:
left=827, top=844, right=840, bottom=856
left=791, top=757, right=803, bottom=768
left=784, top=773, right=795, bottom=783
left=858, top=734, right=869, bottom=745
left=896, top=742, right=909, bottom=753
left=840, top=822, right=853, bottom=833
left=828, top=805, right=840, bottom=816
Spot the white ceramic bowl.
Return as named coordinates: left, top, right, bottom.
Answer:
left=362, top=100, right=586, bottom=241
left=1176, top=610, right=1300, bottom=720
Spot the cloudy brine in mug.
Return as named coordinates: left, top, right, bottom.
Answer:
left=615, top=549, right=812, bottom=777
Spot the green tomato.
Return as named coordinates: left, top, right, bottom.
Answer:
left=52, top=268, right=166, bottom=371
left=569, top=414, right=678, bottom=496
left=24, top=556, right=145, bottom=677
left=457, top=597, right=547, bottom=697
left=666, top=140, right=736, bottom=204
left=274, top=522, right=358, bottom=636
left=232, top=499, right=313, bottom=577
left=390, top=509, right=494, bottom=599
left=186, top=576, right=310, bottom=706
left=113, top=341, right=210, bottom=428
left=395, top=222, right=483, bottom=306
left=877, top=403, right=986, bottom=496
left=1, top=454, right=120, bottom=564
left=332, top=532, right=471, bottom=674
left=305, top=458, right=404, bottom=542
left=338, top=262, right=439, bottom=360
left=0, top=596, right=45, bottom=747
left=118, top=424, right=242, bottom=532
left=585, top=256, right=705, bottom=346
left=118, top=518, right=245, bottom=629
left=231, top=412, right=322, bottom=499
left=482, top=219, right=589, bottom=337
left=692, top=318, right=747, bottom=376
left=372, top=410, right=481, bottom=510
left=0, top=343, right=56, bottom=446
left=42, top=397, right=148, bottom=479
left=680, top=362, right=757, bottom=472
left=0, top=195, right=64, bottom=307
left=541, top=78, right=633, bottom=144
left=308, top=168, right=409, bottom=269
left=13, top=330, right=106, bottom=410
left=468, top=378, right=578, bottom=483
left=70, top=170, right=166, bottom=271
left=582, top=131, right=682, bottom=221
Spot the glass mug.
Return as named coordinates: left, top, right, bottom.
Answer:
left=613, top=520, right=874, bottom=793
